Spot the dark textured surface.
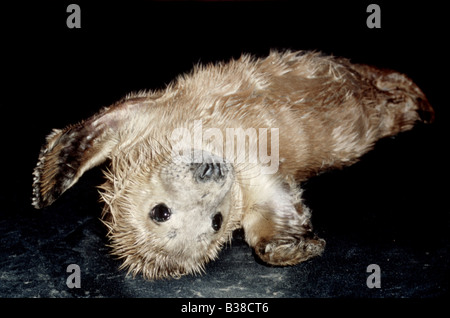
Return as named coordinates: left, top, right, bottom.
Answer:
left=1, top=1, right=447, bottom=299
left=1, top=201, right=448, bottom=298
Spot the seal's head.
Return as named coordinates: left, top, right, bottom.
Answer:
left=100, top=147, right=241, bottom=279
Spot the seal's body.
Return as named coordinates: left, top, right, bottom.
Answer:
left=32, top=51, right=434, bottom=279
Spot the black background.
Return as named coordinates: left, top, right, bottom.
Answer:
left=0, top=0, right=447, bottom=302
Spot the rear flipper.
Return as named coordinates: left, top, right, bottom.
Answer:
left=351, top=63, right=435, bottom=136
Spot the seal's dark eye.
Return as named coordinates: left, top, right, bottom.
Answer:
left=212, top=212, right=223, bottom=231
left=150, top=204, right=171, bottom=223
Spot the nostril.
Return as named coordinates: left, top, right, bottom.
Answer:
left=199, top=163, right=214, bottom=179
left=194, top=162, right=227, bottom=182
left=211, top=212, right=223, bottom=231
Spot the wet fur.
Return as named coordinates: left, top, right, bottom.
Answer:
left=32, top=51, right=434, bottom=279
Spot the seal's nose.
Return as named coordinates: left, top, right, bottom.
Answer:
left=193, top=162, right=227, bottom=182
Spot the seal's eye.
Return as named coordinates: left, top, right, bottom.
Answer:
left=150, top=204, right=171, bottom=223
left=212, top=212, right=223, bottom=231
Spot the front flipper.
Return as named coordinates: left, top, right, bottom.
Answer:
left=255, top=231, right=325, bottom=266
left=242, top=179, right=325, bottom=266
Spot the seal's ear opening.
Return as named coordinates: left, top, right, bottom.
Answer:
left=31, top=99, right=144, bottom=209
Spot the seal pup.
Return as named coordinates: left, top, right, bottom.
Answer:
left=32, top=51, right=434, bottom=279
